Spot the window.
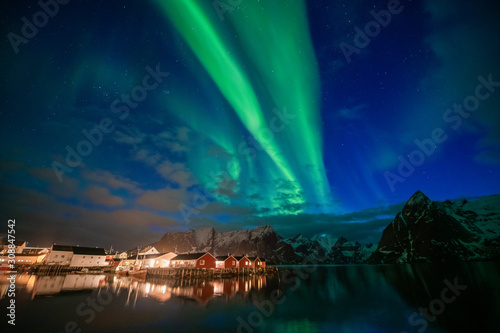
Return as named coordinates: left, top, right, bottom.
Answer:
left=232, top=261, right=235, bottom=266
left=199, top=260, right=205, bottom=265
left=83, top=256, right=86, bottom=258
left=61, top=255, right=65, bottom=258
left=55, top=255, right=58, bottom=258
left=245, top=261, right=248, bottom=266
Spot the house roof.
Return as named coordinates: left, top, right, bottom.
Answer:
left=215, top=255, right=235, bottom=261
left=233, top=256, right=248, bottom=261
left=172, top=252, right=213, bottom=260
left=52, top=245, right=74, bottom=252
left=72, top=247, right=106, bottom=256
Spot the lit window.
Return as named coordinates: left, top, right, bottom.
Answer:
left=199, top=260, right=205, bottom=265
left=232, top=261, right=235, bottom=266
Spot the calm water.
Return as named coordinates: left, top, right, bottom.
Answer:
left=1, top=262, right=499, bottom=333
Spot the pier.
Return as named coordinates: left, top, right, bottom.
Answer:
left=146, top=267, right=277, bottom=279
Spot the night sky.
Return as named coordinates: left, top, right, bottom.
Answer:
left=1, top=0, right=499, bottom=249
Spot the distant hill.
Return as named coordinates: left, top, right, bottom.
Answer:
left=368, top=190, right=500, bottom=263
left=151, top=225, right=374, bottom=265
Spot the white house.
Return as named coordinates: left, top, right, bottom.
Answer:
left=144, top=252, right=177, bottom=268
left=44, top=245, right=107, bottom=267
left=44, top=245, right=74, bottom=265
left=139, top=246, right=159, bottom=255
left=69, top=247, right=107, bottom=267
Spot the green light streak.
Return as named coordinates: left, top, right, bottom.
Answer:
left=228, top=0, right=331, bottom=207
left=156, top=0, right=299, bottom=188
left=156, top=0, right=335, bottom=213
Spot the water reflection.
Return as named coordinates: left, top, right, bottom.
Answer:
left=32, top=274, right=107, bottom=297
left=1, top=262, right=499, bottom=333
left=135, top=275, right=267, bottom=306
left=1, top=272, right=269, bottom=306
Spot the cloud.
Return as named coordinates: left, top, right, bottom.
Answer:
left=0, top=184, right=181, bottom=249
left=212, top=177, right=239, bottom=199
left=113, top=127, right=146, bottom=145
left=151, top=127, right=191, bottom=153
left=83, top=169, right=141, bottom=194
left=29, top=167, right=80, bottom=198
left=136, top=188, right=186, bottom=212
left=155, top=160, right=198, bottom=188
left=133, top=148, right=162, bottom=166
left=198, top=202, right=256, bottom=216
left=83, top=185, right=125, bottom=207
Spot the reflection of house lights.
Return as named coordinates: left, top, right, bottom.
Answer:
left=145, top=283, right=151, bottom=294
left=213, top=282, right=223, bottom=294
left=161, top=285, right=166, bottom=294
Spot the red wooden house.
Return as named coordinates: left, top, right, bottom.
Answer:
left=248, top=256, right=266, bottom=268
left=170, top=252, right=216, bottom=268
left=234, top=256, right=251, bottom=268
left=215, top=255, right=237, bottom=268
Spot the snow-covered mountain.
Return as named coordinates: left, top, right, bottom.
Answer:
left=284, top=233, right=375, bottom=264
left=152, top=225, right=299, bottom=264
left=149, top=191, right=499, bottom=265
left=368, top=190, right=500, bottom=263
left=152, top=225, right=373, bottom=264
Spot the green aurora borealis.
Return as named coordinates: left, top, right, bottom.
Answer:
left=157, top=0, right=331, bottom=213
left=1, top=0, right=499, bottom=247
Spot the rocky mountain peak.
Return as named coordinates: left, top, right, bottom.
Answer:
left=368, top=192, right=500, bottom=263
left=402, top=190, right=431, bottom=217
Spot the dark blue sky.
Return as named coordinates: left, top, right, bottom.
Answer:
left=1, top=0, right=499, bottom=249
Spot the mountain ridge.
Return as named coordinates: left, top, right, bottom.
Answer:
left=147, top=191, right=499, bottom=264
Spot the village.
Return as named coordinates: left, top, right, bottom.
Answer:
left=0, top=239, right=270, bottom=279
